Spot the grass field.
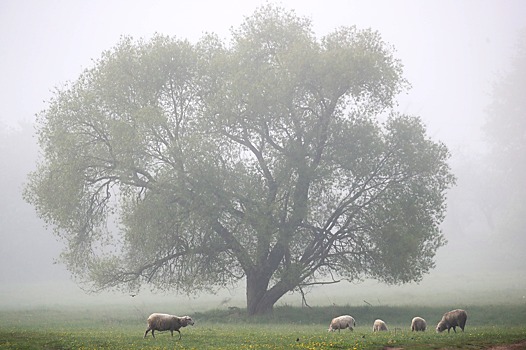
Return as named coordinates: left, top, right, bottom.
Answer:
left=1, top=304, right=526, bottom=349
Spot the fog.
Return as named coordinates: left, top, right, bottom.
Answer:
left=1, top=0, right=525, bottom=310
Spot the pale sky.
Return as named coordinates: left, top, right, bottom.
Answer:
left=1, top=0, right=524, bottom=152
left=1, top=0, right=525, bottom=306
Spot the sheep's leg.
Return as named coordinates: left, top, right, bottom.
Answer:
left=176, top=330, right=182, bottom=340
left=144, top=329, right=150, bottom=338
left=152, top=330, right=156, bottom=338
left=452, top=326, right=457, bottom=333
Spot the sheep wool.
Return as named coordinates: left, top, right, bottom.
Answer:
left=411, top=317, right=427, bottom=331
left=144, top=313, right=195, bottom=339
left=328, top=315, right=356, bottom=332
left=436, top=309, right=467, bottom=333
left=373, top=319, right=388, bottom=332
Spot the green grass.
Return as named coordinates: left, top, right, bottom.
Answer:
left=196, top=304, right=526, bottom=325
left=1, top=325, right=526, bottom=350
left=1, top=305, right=525, bottom=349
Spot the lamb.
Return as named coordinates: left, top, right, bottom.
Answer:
left=328, top=315, right=356, bottom=332
left=144, top=313, right=195, bottom=339
left=373, top=319, right=388, bottom=332
left=436, top=309, right=467, bottom=333
left=411, top=316, right=427, bottom=331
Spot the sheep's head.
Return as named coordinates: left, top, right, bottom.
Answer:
left=182, top=316, right=195, bottom=326
left=436, top=321, right=447, bottom=333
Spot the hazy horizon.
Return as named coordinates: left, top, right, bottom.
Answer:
left=1, top=0, right=525, bottom=311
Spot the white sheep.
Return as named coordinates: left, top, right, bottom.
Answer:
left=372, top=319, right=388, bottom=332
left=328, top=315, right=356, bottom=332
left=436, top=309, right=467, bottom=333
left=144, top=313, right=195, bottom=339
left=411, top=316, right=427, bottom=331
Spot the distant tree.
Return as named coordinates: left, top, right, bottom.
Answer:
left=0, top=122, right=63, bottom=284
left=25, top=6, right=455, bottom=315
left=0, top=122, right=38, bottom=236
left=483, top=31, right=526, bottom=254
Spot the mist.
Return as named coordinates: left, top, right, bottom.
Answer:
left=1, top=0, right=525, bottom=310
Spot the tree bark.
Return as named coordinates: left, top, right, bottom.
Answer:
left=246, top=271, right=293, bottom=315
left=246, top=272, right=269, bottom=315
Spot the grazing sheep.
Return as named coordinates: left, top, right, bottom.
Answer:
left=328, top=315, right=356, bottom=332
left=373, top=319, right=388, bottom=332
left=144, top=313, right=194, bottom=339
left=436, top=309, right=467, bottom=333
left=411, top=316, right=427, bottom=331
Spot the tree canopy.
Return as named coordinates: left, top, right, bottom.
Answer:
left=25, top=5, right=455, bottom=315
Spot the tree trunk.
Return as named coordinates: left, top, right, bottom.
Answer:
left=246, top=272, right=293, bottom=316
left=246, top=272, right=270, bottom=315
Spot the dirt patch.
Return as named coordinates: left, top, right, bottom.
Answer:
left=484, top=340, right=526, bottom=350
left=384, top=340, right=526, bottom=350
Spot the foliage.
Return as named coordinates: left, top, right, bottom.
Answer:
left=482, top=31, right=526, bottom=255
left=24, top=5, right=455, bottom=314
left=0, top=123, right=59, bottom=284
left=191, top=304, right=526, bottom=329
left=3, top=303, right=526, bottom=328
left=0, top=123, right=39, bottom=223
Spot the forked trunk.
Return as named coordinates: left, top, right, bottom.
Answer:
left=246, top=272, right=292, bottom=316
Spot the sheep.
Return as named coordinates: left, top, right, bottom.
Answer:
left=373, top=319, right=388, bottom=332
left=436, top=309, right=467, bottom=333
left=144, top=313, right=195, bottom=339
left=328, top=315, right=356, bottom=332
left=411, top=316, right=427, bottom=331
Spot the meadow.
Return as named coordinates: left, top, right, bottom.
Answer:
left=1, top=304, right=525, bottom=349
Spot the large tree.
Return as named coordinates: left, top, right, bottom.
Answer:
left=25, top=6, right=455, bottom=315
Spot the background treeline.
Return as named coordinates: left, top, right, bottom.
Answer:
left=2, top=304, right=525, bottom=329
left=195, top=304, right=526, bottom=326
